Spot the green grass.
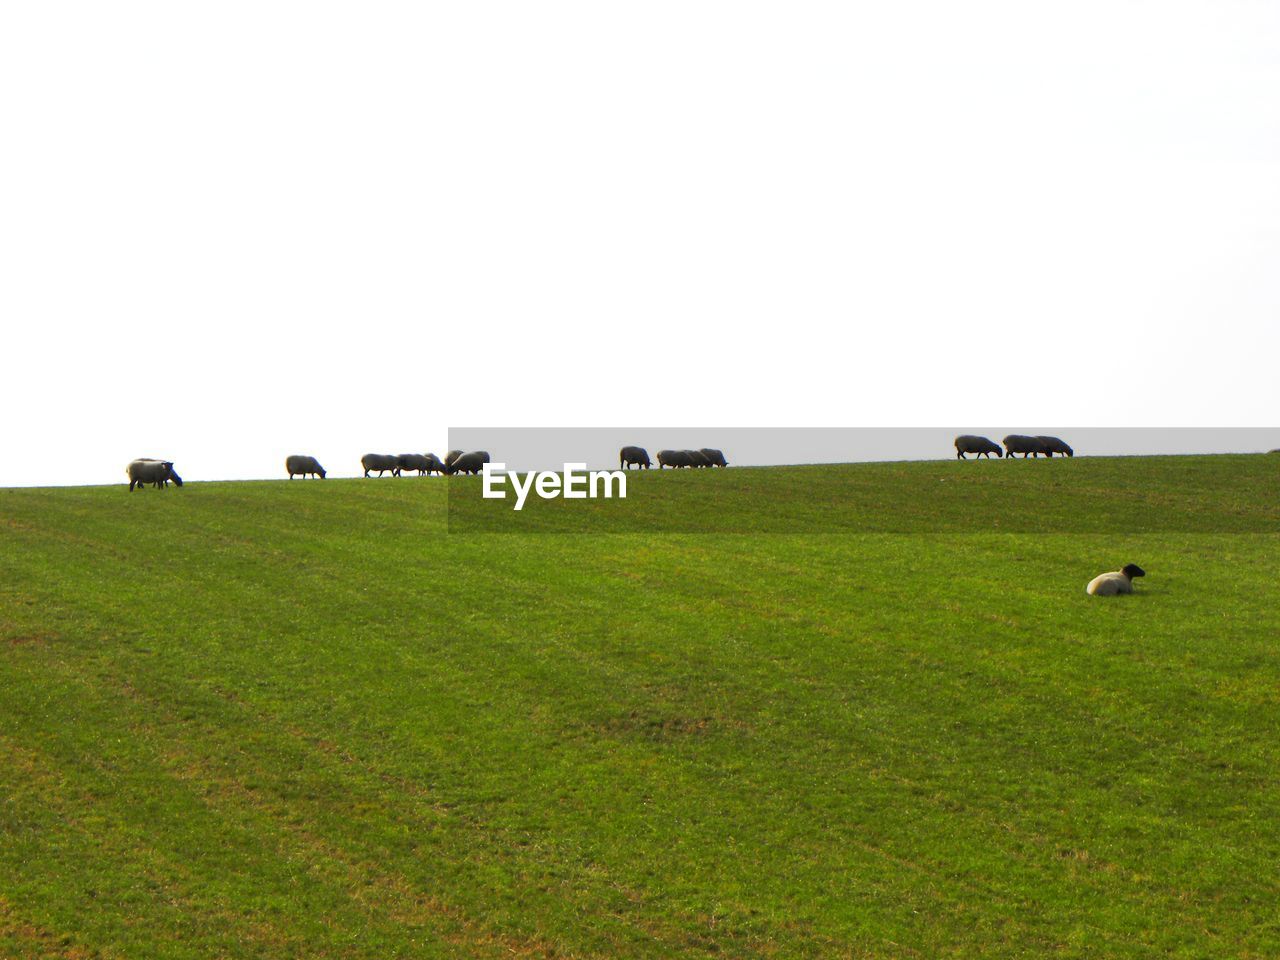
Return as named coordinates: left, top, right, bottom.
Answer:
left=448, top=454, right=1280, bottom=531
left=1, top=455, right=1278, bottom=958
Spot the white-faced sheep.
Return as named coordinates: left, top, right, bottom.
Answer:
left=1086, top=563, right=1146, bottom=596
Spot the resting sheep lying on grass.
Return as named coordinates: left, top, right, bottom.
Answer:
left=1086, top=564, right=1146, bottom=596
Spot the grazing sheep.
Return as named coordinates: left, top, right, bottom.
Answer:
left=1003, top=435, right=1048, bottom=458
left=700, top=448, right=729, bottom=467
left=133, top=458, right=174, bottom=487
left=620, top=446, right=651, bottom=470
left=445, top=451, right=489, bottom=475
left=656, top=449, right=693, bottom=468
left=954, top=435, right=1002, bottom=459
left=285, top=455, right=326, bottom=479
left=685, top=450, right=712, bottom=468
left=1037, top=436, right=1074, bottom=458
left=423, top=453, right=447, bottom=475
left=361, top=453, right=401, bottom=477
left=398, top=454, right=437, bottom=475
left=143, top=458, right=181, bottom=488
left=1086, top=564, right=1146, bottom=596
left=444, top=450, right=464, bottom=470
left=126, top=459, right=183, bottom=492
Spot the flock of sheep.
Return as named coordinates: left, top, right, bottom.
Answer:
left=127, top=437, right=1077, bottom=490
left=322, top=446, right=730, bottom=478
left=126, top=446, right=736, bottom=489
left=353, top=451, right=486, bottom=478
left=286, top=451, right=498, bottom=478
left=127, top=443, right=1150, bottom=601
left=622, top=447, right=728, bottom=469
left=955, top=434, right=1074, bottom=459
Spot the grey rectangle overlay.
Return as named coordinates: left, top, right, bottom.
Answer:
left=444, top=428, right=1280, bottom=533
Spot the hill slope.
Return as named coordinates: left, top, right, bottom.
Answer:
left=447, top=453, right=1279, bottom=531
left=2, top=456, right=1278, bottom=958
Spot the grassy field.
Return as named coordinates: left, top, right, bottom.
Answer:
left=448, top=453, right=1280, bottom=531
left=2, top=455, right=1278, bottom=958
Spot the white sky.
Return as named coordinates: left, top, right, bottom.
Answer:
left=1, top=2, right=1277, bottom=486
